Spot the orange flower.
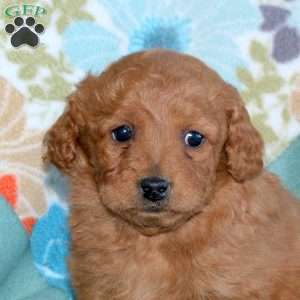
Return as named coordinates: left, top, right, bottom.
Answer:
left=22, top=217, right=36, bottom=233
left=0, top=174, right=17, bottom=208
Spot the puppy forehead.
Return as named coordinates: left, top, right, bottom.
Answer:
left=115, top=78, right=219, bottom=122
left=90, top=50, right=226, bottom=128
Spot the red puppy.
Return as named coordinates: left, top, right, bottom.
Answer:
left=45, top=49, right=300, bottom=300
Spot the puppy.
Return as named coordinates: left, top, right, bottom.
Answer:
left=45, top=49, right=300, bottom=300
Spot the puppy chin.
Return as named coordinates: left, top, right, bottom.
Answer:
left=124, top=210, right=190, bottom=236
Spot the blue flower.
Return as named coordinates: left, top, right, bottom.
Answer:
left=31, top=203, right=73, bottom=299
left=63, top=21, right=121, bottom=74
left=259, top=2, right=300, bottom=63
left=128, top=17, right=191, bottom=53
left=63, top=0, right=262, bottom=85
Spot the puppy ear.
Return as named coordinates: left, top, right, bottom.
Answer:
left=222, top=85, right=264, bottom=182
left=44, top=100, right=80, bottom=172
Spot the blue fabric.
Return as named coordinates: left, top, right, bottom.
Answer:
left=31, top=203, right=73, bottom=299
left=267, top=136, right=300, bottom=199
left=0, top=197, right=67, bottom=300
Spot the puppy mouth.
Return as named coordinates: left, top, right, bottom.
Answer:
left=132, top=210, right=191, bottom=236
left=144, top=206, right=163, bottom=213
left=112, top=204, right=197, bottom=236
left=142, top=201, right=167, bottom=213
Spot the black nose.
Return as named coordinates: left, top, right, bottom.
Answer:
left=140, top=177, right=170, bottom=202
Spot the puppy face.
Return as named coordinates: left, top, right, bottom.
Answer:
left=45, top=50, right=263, bottom=235
left=92, top=82, right=226, bottom=235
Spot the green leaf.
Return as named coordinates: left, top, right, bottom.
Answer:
left=256, top=75, right=284, bottom=93
left=7, top=49, right=48, bottom=65
left=46, top=73, right=72, bottom=100
left=52, top=0, right=62, bottom=9
left=250, top=40, right=269, bottom=64
left=56, top=16, right=70, bottom=33
left=7, top=51, right=28, bottom=64
left=236, top=67, right=254, bottom=87
left=28, top=85, right=46, bottom=99
left=0, top=30, right=7, bottom=41
left=252, top=115, right=278, bottom=143
left=74, top=11, right=94, bottom=21
left=282, top=107, right=290, bottom=123
left=58, top=52, right=72, bottom=73
left=67, top=0, right=87, bottom=10
left=19, top=65, right=37, bottom=80
left=278, top=94, right=288, bottom=102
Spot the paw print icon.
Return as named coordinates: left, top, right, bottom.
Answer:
left=5, top=16, right=44, bottom=47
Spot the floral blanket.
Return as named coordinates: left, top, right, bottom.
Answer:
left=0, top=0, right=300, bottom=298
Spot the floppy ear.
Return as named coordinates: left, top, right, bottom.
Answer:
left=222, top=85, right=264, bottom=182
left=43, top=100, right=80, bottom=172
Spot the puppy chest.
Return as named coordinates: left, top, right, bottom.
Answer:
left=112, top=247, right=202, bottom=300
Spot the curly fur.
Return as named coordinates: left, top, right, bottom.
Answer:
left=44, top=49, right=300, bottom=300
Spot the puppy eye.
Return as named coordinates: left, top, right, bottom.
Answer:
left=112, top=125, right=133, bottom=142
left=184, top=130, right=205, bottom=147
